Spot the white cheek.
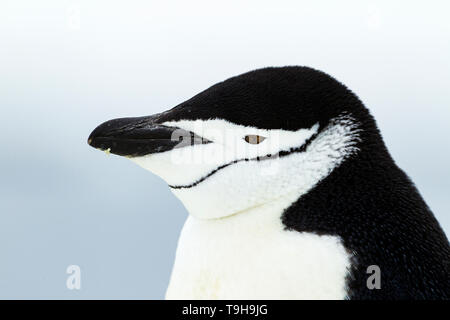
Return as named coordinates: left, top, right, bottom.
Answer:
left=171, top=160, right=272, bottom=219
left=170, top=152, right=308, bottom=219
left=170, top=116, right=360, bottom=219
left=131, top=119, right=319, bottom=187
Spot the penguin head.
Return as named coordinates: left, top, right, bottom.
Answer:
left=88, top=67, right=377, bottom=219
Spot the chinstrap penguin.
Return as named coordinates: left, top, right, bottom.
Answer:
left=88, top=67, right=450, bottom=300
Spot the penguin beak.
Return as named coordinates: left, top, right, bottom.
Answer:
left=87, top=115, right=210, bottom=157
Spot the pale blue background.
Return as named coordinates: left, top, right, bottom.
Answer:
left=0, top=0, right=449, bottom=299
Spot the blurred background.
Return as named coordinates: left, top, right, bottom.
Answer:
left=0, top=0, right=449, bottom=299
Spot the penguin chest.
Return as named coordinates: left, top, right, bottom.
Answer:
left=166, top=214, right=352, bottom=300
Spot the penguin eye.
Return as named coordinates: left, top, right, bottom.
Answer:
left=244, top=135, right=266, bottom=144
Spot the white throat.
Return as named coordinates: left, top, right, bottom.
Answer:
left=166, top=191, right=352, bottom=299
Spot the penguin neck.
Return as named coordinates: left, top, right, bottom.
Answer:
left=185, top=191, right=301, bottom=235
left=226, top=191, right=301, bottom=223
